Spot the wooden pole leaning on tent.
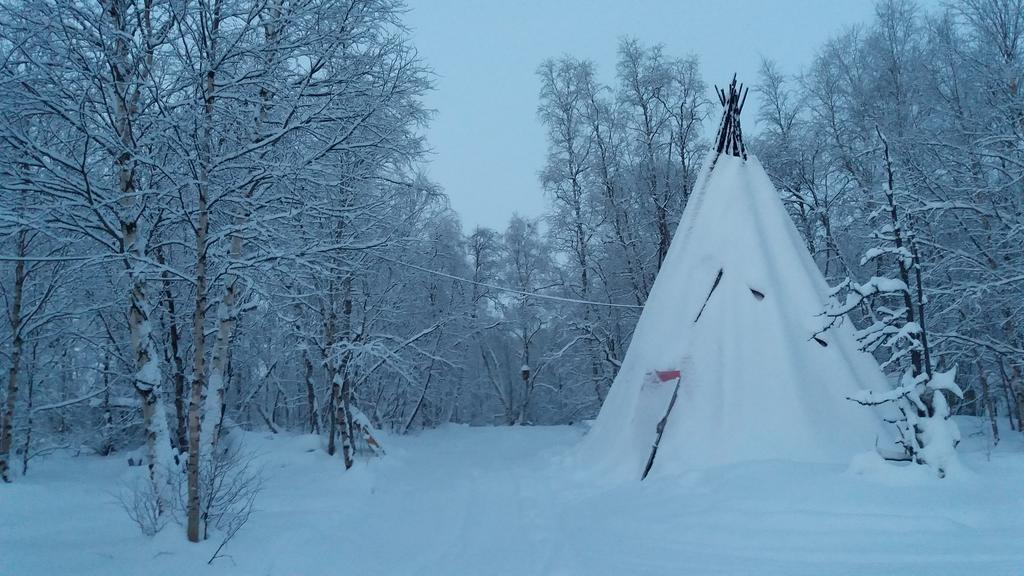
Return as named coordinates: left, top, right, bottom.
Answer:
left=713, top=74, right=748, bottom=160
left=641, top=370, right=683, bottom=480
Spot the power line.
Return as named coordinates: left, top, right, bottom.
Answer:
left=370, top=252, right=645, bottom=310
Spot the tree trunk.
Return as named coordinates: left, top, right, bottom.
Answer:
left=186, top=202, right=207, bottom=542
left=402, top=329, right=444, bottom=434
left=1000, top=359, right=1024, bottom=432
left=199, top=0, right=284, bottom=453
left=0, top=232, right=26, bottom=482
left=978, top=361, right=999, bottom=444
left=186, top=162, right=209, bottom=543
left=106, top=0, right=170, bottom=517
left=201, top=252, right=240, bottom=452
left=337, top=276, right=355, bottom=469
left=157, top=249, right=189, bottom=453
left=326, top=368, right=339, bottom=456
left=100, top=353, right=114, bottom=456
left=324, top=292, right=338, bottom=456
left=877, top=128, right=924, bottom=379
left=186, top=87, right=213, bottom=545
left=20, top=350, right=35, bottom=477
left=304, top=351, right=320, bottom=434
left=187, top=0, right=222, bottom=542
left=201, top=156, right=255, bottom=453
left=123, top=177, right=171, bottom=516
left=339, top=372, right=354, bottom=469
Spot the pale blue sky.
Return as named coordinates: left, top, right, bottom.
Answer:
left=406, top=1, right=878, bottom=230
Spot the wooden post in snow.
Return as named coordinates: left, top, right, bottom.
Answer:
left=641, top=370, right=683, bottom=480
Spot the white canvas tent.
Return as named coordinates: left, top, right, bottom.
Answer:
left=581, top=78, right=892, bottom=480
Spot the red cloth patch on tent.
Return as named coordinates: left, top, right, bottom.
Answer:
left=653, top=370, right=681, bottom=382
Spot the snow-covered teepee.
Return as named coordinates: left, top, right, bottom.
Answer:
left=582, top=77, right=892, bottom=479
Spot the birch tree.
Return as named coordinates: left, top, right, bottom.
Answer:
left=0, top=0, right=177, bottom=499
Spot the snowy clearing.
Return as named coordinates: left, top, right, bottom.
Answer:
left=2, top=418, right=1022, bottom=576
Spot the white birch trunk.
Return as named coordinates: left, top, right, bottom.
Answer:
left=187, top=0, right=220, bottom=539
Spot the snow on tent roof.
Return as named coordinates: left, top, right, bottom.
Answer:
left=580, top=78, right=893, bottom=480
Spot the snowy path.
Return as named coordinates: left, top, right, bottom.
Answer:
left=2, top=421, right=1023, bottom=575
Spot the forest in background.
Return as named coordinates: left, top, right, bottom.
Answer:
left=0, top=0, right=1021, bottom=540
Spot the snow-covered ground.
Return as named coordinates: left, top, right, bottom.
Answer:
left=2, top=418, right=1022, bottom=575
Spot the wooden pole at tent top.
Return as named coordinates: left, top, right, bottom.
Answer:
left=713, top=74, right=748, bottom=160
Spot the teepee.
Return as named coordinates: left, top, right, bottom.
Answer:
left=582, top=77, right=892, bottom=479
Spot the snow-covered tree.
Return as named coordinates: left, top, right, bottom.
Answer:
left=818, top=129, right=963, bottom=477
